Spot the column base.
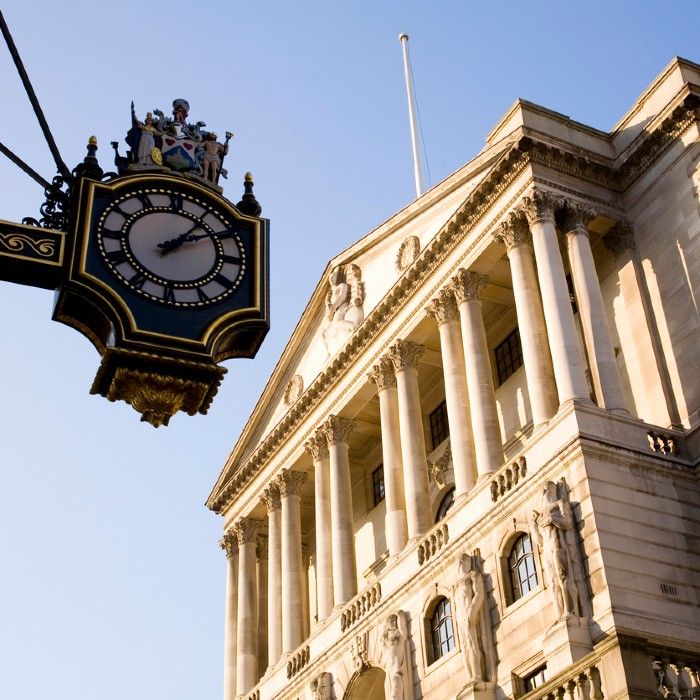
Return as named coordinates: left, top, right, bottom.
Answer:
left=542, top=615, right=592, bottom=675
left=456, top=681, right=496, bottom=700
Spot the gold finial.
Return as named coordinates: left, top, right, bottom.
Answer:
left=244, top=171, right=254, bottom=183
left=88, top=135, right=97, bottom=146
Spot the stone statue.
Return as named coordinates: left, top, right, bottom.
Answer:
left=456, top=553, right=496, bottom=686
left=310, top=671, right=332, bottom=700
left=133, top=111, right=160, bottom=166
left=531, top=479, right=589, bottom=621
left=201, top=131, right=232, bottom=182
left=322, top=264, right=365, bottom=358
left=382, top=610, right=412, bottom=700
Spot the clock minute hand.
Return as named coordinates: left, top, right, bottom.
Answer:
left=158, top=223, right=202, bottom=254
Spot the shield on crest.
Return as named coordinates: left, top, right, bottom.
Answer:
left=160, top=133, right=199, bottom=171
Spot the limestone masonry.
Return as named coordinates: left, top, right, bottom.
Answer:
left=208, top=57, right=700, bottom=700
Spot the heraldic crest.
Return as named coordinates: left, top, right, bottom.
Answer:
left=112, top=98, right=233, bottom=192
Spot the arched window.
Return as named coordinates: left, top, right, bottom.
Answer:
left=508, top=533, right=538, bottom=602
left=429, top=597, right=455, bottom=663
left=435, top=487, right=455, bottom=523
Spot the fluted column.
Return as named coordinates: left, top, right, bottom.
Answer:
left=256, top=535, right=268, bottom=678
left=367, top=357, right=409, bottom=555
left=387, top=339, right=432, bottom=538
left=234, top=516, right=262, bottom=697
left=563, top=203, right=626, bottom=412
left=304, top=432, right=334, bottom=621
left=278, top=468, right=308, bottom=653
left=426, top=290, right=477, bottom=495
left=449, top=269, right=505, bottom=476
left=301, top=544, right=310, bottom=639
left=495, top=214, right=558, bottom=426
left=261, top=484, right=282, bottom=668
left=220, top=531, right=238, bottom=700
left=320, top=415, right=357, bottom=606
left=520, top=190, right=590, bottom=404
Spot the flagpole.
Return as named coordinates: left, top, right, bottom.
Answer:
left=399, top=33, right=426, bottom=198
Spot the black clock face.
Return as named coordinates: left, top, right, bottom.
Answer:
left=96, top=187, right=246, bottom=307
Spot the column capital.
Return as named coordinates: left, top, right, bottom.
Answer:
left=303, top=431, right=329, bottom=461
left=426, top=288, right=459, bottom=325
left=278, top=468, right=308, bottom=497
left=220, top=529, right=238, bottom=558
left=560, top=200, right=597, bottom=237
left=261, top=483, right=281, bottom=512
left=320, top=414, right=356, bottom=445
left=387, top=338, right=424, bottom=373
left=256, top=534, right=269, bottom=560
left=603, top=220, right=636, bottom=257
left=234, top=516, right=264, bottom=545
left=519, top=189, right=558, bottom=225
left=494, top=212, right=531, bottom=250
left=367, top=356, right=396, bottom=391
left=450, top=268, right=489, bottom=303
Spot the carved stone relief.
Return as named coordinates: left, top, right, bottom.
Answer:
left=322, top=263, right=365, bottom=359
left=310, top=671, right=332, bottom=700
left=381, top=610, right=414, bottom=700
left=283, top=374, right=304, bottom=406
left=396, top=235, right=420, bottom=271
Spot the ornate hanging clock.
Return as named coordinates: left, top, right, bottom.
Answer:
left=1, top=90, right=270, bottom=427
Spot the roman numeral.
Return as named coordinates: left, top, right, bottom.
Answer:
left=101, top=228, right=125, bottom=240
left=106, top=249, right=128, bottom=265
left=196, top=287, right=210, bottom=302
left=162, top=285, right=176, bottom=303
left=129, top=272, right=147, bottom=289
left=168, top=192, right=184, bottom=211
left=214, top=273, right=235, bottom=289
left=222, top=254, right=241, bottom=265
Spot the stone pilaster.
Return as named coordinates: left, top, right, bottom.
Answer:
left=368, top=357, right=408, bottom=555
left=220, top=531, right=238, bottom=700
left=320, top=415, right=358, bottom=606
left=495, top=213, right=558, bottom=426
left=426, top=289, right=477, bottom=495
left=304, top=432, right=334, bottom=621
left=387, top=339, right=432, bottom=539
left=278, top=468, right=308, bottom=653
left=562, top=201, right=626, bottom=413
left=519, top=190, right=590, bottom=405
left=450, top=269, right=504, bottom=476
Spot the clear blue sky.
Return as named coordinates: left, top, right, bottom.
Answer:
left=0, top=2, right=697, bottom=698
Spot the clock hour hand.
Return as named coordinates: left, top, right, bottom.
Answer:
left=158, top=223, right=204, bottom=254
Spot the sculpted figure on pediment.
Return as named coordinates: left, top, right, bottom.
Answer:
left=322, top=264, right=365, bottom=358
left=531, top=478, right=590, bottom=623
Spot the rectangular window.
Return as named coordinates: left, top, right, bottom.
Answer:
left=523, top=665, right=547, bottom=693
left=429, top=400, right=449, bottom=449
left=494, top=328, right=524, bottom=386
left=372, top=465, right=385, bottom=506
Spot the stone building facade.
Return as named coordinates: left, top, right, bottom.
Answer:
left=207, top=57, right=700, bottom=700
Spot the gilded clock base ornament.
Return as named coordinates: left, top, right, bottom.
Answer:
left=1, top=99, right=269, bottom=427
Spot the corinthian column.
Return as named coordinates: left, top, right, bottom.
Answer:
left=426, top=290, right=477, bottom=495
left=234, top=516, right=263, bottom=697
left=520, top=190, right=590, bottom=404
left=495, top=214, right=558, bottom=426
left=449, top=270, right=504, bottom=476
left=320, top=415, right=357, bottom=606
left=220, top=531, right=238, bottom=700
left=367, top=357, right=408, bottom=555
left=563, top=202, right=626, bottom=412
left=387, top=339, right=432, bottom=539
left=261, top=484, right=282, bottom=668
left=278, top=468, right=308, bottom=653
left=256, top=535, right=268, bottom=678
left=304, top=432, right=334, bottom=621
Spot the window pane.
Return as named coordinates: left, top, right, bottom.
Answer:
left=495, top=328, right=524, bottom=385
left=508, top=534, right=538, bottom=602
left=430, top=598, right=455, bottom=663
left=372, top=465, right=385, bottom=506
left=429, top=400, right=449, bottom=449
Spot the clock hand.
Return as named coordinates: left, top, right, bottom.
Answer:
left=158, top=223, right=202, bottom=254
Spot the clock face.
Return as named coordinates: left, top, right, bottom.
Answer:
left=96, top=187, right=246, bottom=307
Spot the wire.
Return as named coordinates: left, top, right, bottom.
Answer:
left=0, top=141, right=53, bottom=190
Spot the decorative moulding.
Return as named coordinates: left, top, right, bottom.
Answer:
left=283, top=374, right=304, bottom=407
left=396, top=235, right=420, bottom=272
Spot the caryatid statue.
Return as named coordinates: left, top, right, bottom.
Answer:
left=531, top=479, right=590, bottom=621
left=456, top=553, right=496, bottom=686
left=382, top=610, right=414, bottom=700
